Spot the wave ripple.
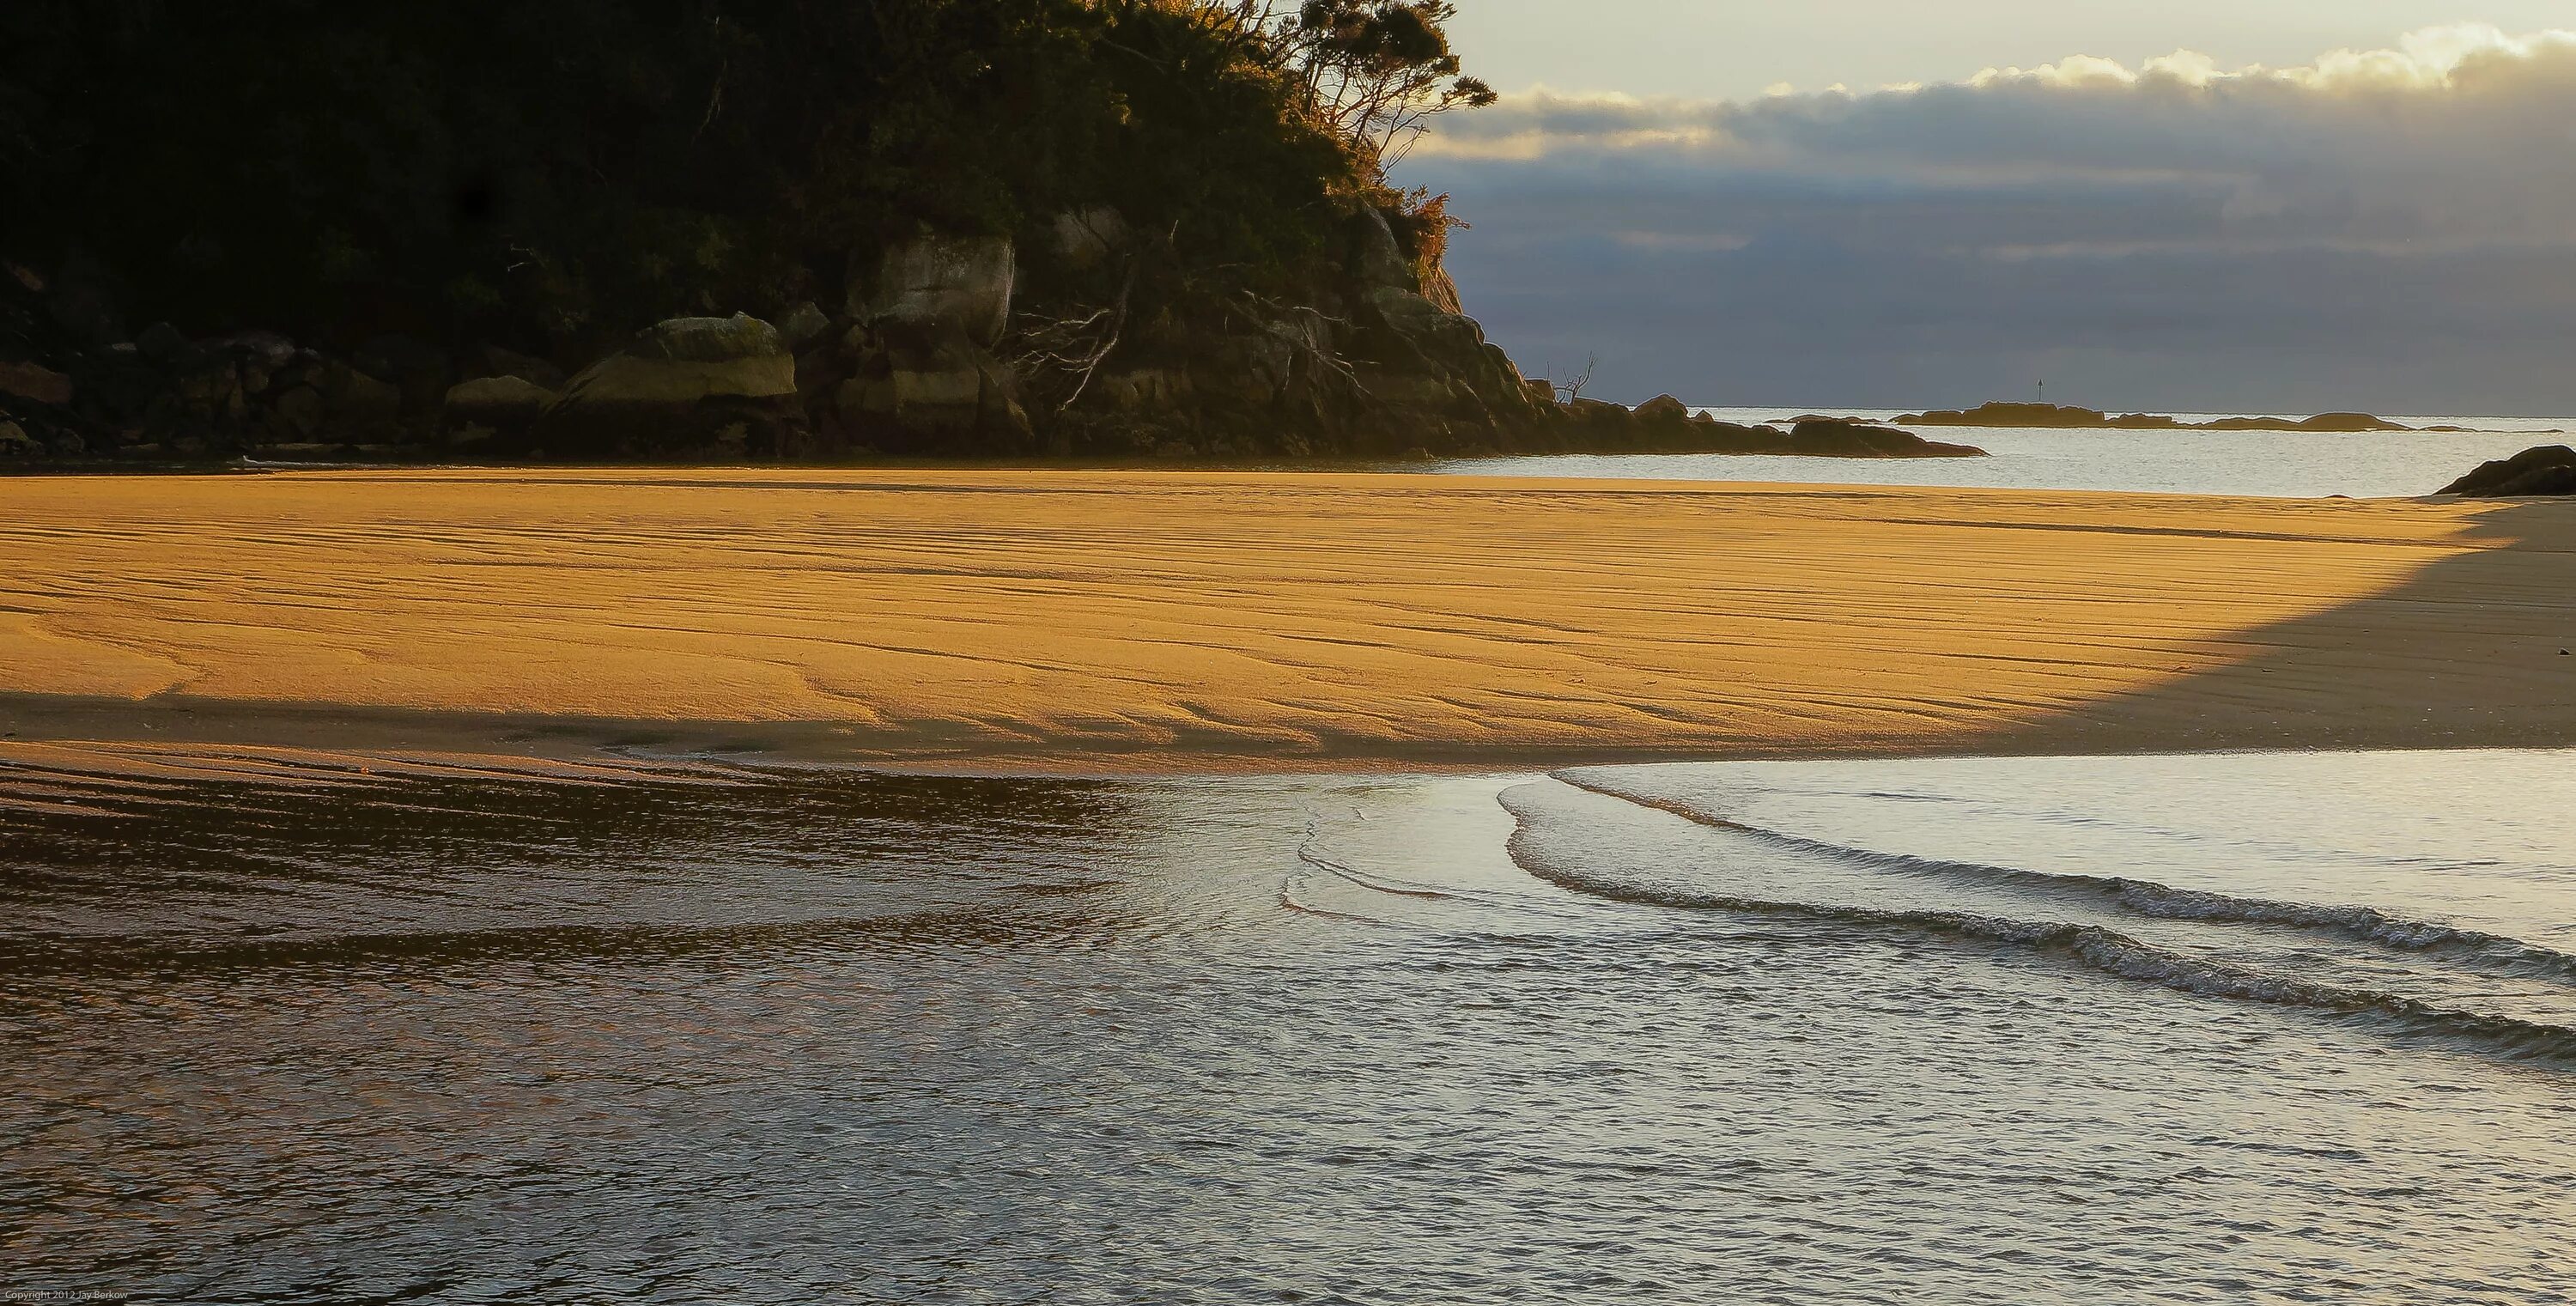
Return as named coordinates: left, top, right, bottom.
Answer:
left=1506, top=773, right=2576, bottom=1064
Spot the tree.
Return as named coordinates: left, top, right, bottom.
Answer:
left=1220, top=1, right=1496, bottom=167
left=1555, top=353, right=1599, bottom=403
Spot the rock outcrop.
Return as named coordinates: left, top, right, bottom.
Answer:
left=1783, top=418, right=1984, bottom=458
left=0, top=360, right=73, bottom=406
left=2439, top=446, right=2576, bottom=497
left=1897, top=401, right=2413, bottom=433
left=2271, top=411, right=2409, bottom=433
left=832, top=327, right=1032, bottom=452
left=442, top=375, right=557, bottom=443
left=0, top=256, right=557, bottom=462
left=2, top=217, right=1985, bottom=467
left=822, top=234, right=1035, bottom=453
left=534, top=313, right=803, bottom=457
left=856, top=236, right=1015, bottom=345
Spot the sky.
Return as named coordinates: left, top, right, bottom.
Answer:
left=1401, top=4, right=2576, bottom=414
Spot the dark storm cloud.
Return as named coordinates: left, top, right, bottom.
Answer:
left=1398, top=28, right=2576, bottom=413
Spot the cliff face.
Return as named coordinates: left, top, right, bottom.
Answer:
left=0, top=215, right=1597, bottom=465
left=811, top=209, right=1561, bottom=460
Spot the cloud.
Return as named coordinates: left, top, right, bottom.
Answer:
left=1398, top=27, right=2576, bottom=413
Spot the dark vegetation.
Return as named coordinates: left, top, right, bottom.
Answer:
left=3, top=0, right=1479, bottom=357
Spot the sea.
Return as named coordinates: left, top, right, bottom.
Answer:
left=8, top=416, right=2575, bottom=1303
left=1428, top=409, right=2573, bottom=499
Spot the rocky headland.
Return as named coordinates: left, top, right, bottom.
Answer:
left=0, top=4, right=2002, bottom=471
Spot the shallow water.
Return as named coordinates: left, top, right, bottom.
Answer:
left=6, top=750, right=2575, bottom=1303
left=1431, top=409, right=2573, bottom=498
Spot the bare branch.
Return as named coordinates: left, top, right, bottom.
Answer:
left=1556, top=353, right=1598, bottom=403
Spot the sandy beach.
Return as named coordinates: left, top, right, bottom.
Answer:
left=3, top=467, right=2572, bottom=784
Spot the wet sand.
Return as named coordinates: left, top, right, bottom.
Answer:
left=3, top=467, right=2571, bottom=782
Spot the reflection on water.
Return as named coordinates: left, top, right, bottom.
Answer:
left=6, top=754, right=2575, bottom=1303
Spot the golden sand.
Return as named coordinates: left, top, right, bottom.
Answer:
left=3, top=467, right=2571, bottom=778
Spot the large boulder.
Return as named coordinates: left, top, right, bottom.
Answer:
left=777, top=301, right=832, bottom=350
left=1050, top=208, right=1131, bottom=270
left=1565, top=397, right=1631, bottom=427
left=156, top=333, right=307, bottom=444
left=856, top=235, right=1015, bottom=346
left=270, top=384, right=325, bottom=436
left=539, top=313, right=802, bottom=456
left=353, top=333, right=453, bottom=412
left=316, top=361, right=404, bottom=428
left=0, top=360, right=73, bottom=406
left=556, top=313, right=794, bottom=404
left=474, top=343, right=568, bottom=391
left=2439, top=446, right=2576, bottom=497
left=827, top=233, right=1039, bottom=453
left=835, top=326, right=1030, bottom=452
left=444, top=375, right=557, bottom=433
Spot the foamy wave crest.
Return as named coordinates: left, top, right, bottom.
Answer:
left=1500, top=792, right=2576, bottom=1063
left=1554, top=770, right=2576, bottom=983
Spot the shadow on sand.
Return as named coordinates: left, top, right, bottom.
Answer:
left=1965, top=497, right=2576, bottom=756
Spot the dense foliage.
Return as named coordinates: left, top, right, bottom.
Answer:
left=0, top=0, right=1481, bottom=357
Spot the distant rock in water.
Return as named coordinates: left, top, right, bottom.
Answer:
left=2439, top=446, right=2576, bottom=497
left=1900, top=402, right=2105, bottom=428
left=2299, top=411, right=2411, bottom=433
left=1898, top=401, right=2412, bottom=433
left=1551, top=400, right=1985, bottom=459
left=2193, top=411, right=2410, bottom=433
left=1785, top=418, right=1986, bottom=459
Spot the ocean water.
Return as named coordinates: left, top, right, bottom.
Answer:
left=1431, top=410, right=2575, bottom=498
left=7, top=749, right=2575, bottom=1303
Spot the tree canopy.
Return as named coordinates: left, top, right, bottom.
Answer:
left=0, top=0, right=1491, bottom=355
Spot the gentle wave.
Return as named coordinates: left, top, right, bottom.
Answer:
left=1294, top=847, right=1463, bottom=901
left=1500, top=787, right=2576, bottom=1063
left=1554, top=770, right=2576, bottom=984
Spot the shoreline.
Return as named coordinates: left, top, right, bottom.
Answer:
left=14, top=689, right=2576, bottom=780
left=14, top=728, right=2576, bottom=812
left=6, top=467, right=2573, bottom=791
